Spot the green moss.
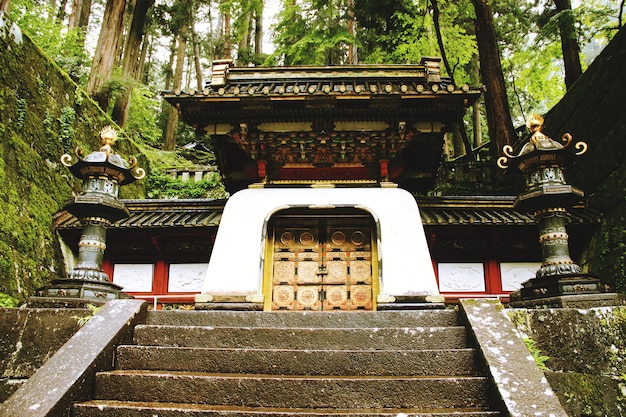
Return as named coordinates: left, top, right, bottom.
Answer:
left=0, top=293, right=19, bottom=307
left=546, top=371, right=625, bottom=417
left=0, top=19, right=150, bottom=302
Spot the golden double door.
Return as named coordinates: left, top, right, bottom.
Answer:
left=265, top=210, right=377, bottom=311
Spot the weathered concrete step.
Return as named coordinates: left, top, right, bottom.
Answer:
left=146, top=310, right=460, bottom=328
left=94, top=371, right=490, bottom=409
left=133, top=325, right=467, bottom=350
left=116, top=345, right=479, bottom=376
left=74, top=400, right=501, bottom=417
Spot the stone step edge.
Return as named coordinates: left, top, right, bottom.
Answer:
left=115, top=346, right=480, bottom=376
left=135, top=325, right=467, bottom=331
left=75, top=400, right=500, bottom=416
left=146, top=310, right=459, bottom=325
left=117, top=345, right=477, bottom=354
left=99, top=370, right=488, bottom=381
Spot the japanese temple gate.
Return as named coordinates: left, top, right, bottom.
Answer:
left=199, top=187, right=440, bottom=310
left=161, top=58, right=483, bottom=310
left=50, top=59, right=605, bottom=308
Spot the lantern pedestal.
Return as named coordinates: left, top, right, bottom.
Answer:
left=29, top=279, right=131, bottom=308
left=509, top=292, right=621, bottom=309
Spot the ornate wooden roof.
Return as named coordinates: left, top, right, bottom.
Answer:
left=53, top=199, right=225, bottom=230
left=53, top=197, right=600, bottom=230
left=163, top=58, right=482, bottom=194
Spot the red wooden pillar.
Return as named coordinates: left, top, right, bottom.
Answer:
left=485, top=259, right=502, bottom=294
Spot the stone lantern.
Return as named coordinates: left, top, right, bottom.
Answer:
left=33, top=126, right=145, bottom=306
left=497, top=114, right=608, bottom=305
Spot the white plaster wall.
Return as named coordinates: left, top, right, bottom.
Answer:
left=200, top=187, right=439, bottom=298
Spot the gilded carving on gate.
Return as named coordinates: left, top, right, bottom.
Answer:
left=268, top=212, right=376, bottom=311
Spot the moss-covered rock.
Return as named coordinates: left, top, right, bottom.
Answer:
left=509, top=307, right=626, bottom=416
left=545, top=371, right=625, bottom=417
left=0, top=15, right=146, bottom=302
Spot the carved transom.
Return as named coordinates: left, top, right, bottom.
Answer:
left=233, top=127, right=414, bottom=165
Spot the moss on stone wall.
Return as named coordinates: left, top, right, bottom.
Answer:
left=0, top=17, right=146, bottom=302
left=509, top=307, right=626, bottom=416
left=545, top=371, right=624, bottom=417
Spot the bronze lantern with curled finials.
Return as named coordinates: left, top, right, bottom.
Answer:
left=33, top=126, right=145, bottom=306
left=498, top=113, right=607, bottom=304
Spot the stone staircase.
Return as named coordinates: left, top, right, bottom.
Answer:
left=72, top=310, right=501, bottom=416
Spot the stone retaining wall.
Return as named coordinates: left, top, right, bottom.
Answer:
left=508, top=306, right=626, bottom=417
left=0, top=307, right=89, bottom=402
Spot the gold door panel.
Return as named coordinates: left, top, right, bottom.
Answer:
left=326, top=260, right=348, bottom=283
left=297, top=261, right=322, bottom=284
left=323, top=285, right=349, bottom=310
left=350, top=285, right=373, bottom=309
left=273, top=261, right=296, bottom=285
left=272, top=285, right=295, bottom=310
left=267, top=212, right=376, bottom=311
left=350, top=260, right=372, bottom=284
left=295, top=285, right=322, bottom=310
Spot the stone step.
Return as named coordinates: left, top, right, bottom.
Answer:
left=74, top=400, right=501, bottom=417
left=116, top=345, right=479, bottom=376
left=133, top=325, right=467, bottom=350
left=93, top=371, right=491, bottom=410
left=146, top=310, right=460, bottom=328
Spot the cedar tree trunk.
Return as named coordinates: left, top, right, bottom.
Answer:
left=471, top=0, right=516, bottom=157
left=554, top=0, right=583, bottom=89
left=111, top=0, right=154, bottom=126
left=86, top=0, right=127, bottom=109
left=164, top=30, right=188, bottom=151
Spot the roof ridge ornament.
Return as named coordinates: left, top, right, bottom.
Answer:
left=209, top=59, right=233, bottom=87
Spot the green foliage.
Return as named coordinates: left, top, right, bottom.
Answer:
left=71, top=304, right=102, bottom=327
left=267, top=0, right=623, bottom=127
left=58, top=106, right=76, bottom=151
left=16, top=98, right=27, bottom=130
left=9, top=0, right=91, bottom=84
left=504, top=42, right=566, bottom=122
left=266, top=0, right=355, bottom=65
left=0, top=293, right=19, bottom=308
left=146, top=171, right=226, bottom=199
left=124, top=85, right=163, bottom=146
left=524, top=337, right=550, bottom=371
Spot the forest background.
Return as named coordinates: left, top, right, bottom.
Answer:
left=0, top=0, right=624, bottom=306
left=1, top=0, right=624, bottom=199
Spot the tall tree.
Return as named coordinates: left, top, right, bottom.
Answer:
left=56, top=0, right=68, bottom=22
left=254, top=2, right=263, bottom=57
left=553, top=0, right=583, bottom=89
left=471, top=0, right=516, bottom=156
left=86, top=0, right=127, bottom=109
left=230, top=0, right=264, bottom=65
left=347, top=0, right=357, bottom=63
left=163, top=29, right=187, bottom=151
left=269, top=0, right=353, bottom=65
left=221, top=0, right=232, bottom=59
left=191, top=15, right=203, bottom=90
left=67, top=0, right=92, bottom=29
left=162, top=0, right=194, bottom=150
left=111, top=0, right=155, bottom=126
left=430, top=0, right=456, bottom=84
